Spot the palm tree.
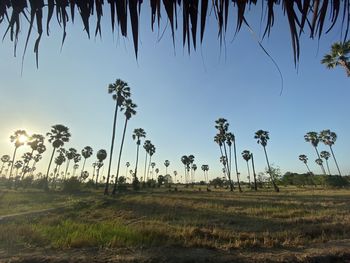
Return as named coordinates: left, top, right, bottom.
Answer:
left=227, top=132, right=241, bottom=192
left=304, top=132, right=326, bottom=174
left=14, top=160, right=23, bottom=178
left=173, top=170, right=178, bottom=184
left=81, top=146, right=93, bottom=176
left=250, top=152, right=258, bottom=191
left=25, top=134, right=45, bottom=176
left=319, top=130, right=342, bottom=176
left=72, top=164, right=79, bottom=177
left=191, top=164, right=197, bottom=182
left=181, top=155, right=189, bottom=183
left=53, top=152, right=66, bottom=186
left=146, top=144, right=156, bottom=181
left=254, top=130, right=279, bottom=192
left=201, top=164, right=209, bottom=185
left=164, top=160, right=170, bottom=175
left=111, top=99, right=137, bottom=195
left=315, top=158, right=324, bottom=173
left=242, top=150, right=252, bottom=189
left=298, top=154, right=312, bottom=174
left=143, top=140, right=152, bottom=182
left=96, top=149, right=107, bottom=187
left=150, top=162, right=156, bottom=180
left=125, top=162, right=130, bottom=182
left=0, top=155, right=10, bottom=175
left=64, top=148, right=77, bottom=179
left=319, top=151, right=331, bottom=175
left=30, top=153, right=43, bottom=176
left=105, top=79, right=131, bottom=195
left=132, top=128, right=146, bottom=184
left=188, top=155, right=195, bottom=183
left=9, top=130, right=28, bottom=178
left=155, top=168, right=159, bottom=180
left=45, top=124, right=71, bottom=190
left=321, top=41, right=350, bottom=77
left=21, top=152, right=33, bottom=179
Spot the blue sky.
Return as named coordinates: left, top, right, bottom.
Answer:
left=0, top=4, right=349, bottom=181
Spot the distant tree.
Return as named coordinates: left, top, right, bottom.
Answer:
left=150, top=162, right=156, bottom=180
left=191, top=163, right=197, bottom=182
left=45, top=124, right=71, bottom=190
left=164, top=160, right=170, bottom=175
left=9, top=130, right=28, bottom=179
left=105, top=79, right=131, bottom=195
left=254, top=130, right=279, bottom=192
left=30, top=143, right=46, bottom=176
left=319, top=130, right=342, bottom=176
left=155, top=168, right=159, bottom=180
left=25, top=134, right=45, bottom=178
left=201, top=164, right=209, bottom=189
left=227, top=132, right=242, bottom=192
left=298, top=154, right=312, bottom=174
left=20, top=152, right=33, bottom=179
left=64, top=148, right=77, bottom=179
left=188, top=155, right=195, bottom=182
left=132, top=128, right=146, bottom=185
left=96, top=149, right=107, bottom=187
left=81, top=146, right=93, bottom=176
left=72, top=163, right=79, bottom=177
left=143, top=140, right=152, bottom=182
left=181, top=155, right=190, bottom=183
left=173, top=170, right=178, bottom=184
left=321, top=41, right=350, bottom=77
left=320, top=151, right=332, bottom=176
left=146, top=144, right=155, bottom=181
left=315, top=158, right=324, bottom=173
left=14, top=160, right=23, bottom=178
left=53, top=151, right=66, bottom=187
left=304, top=132, right=326, bottom=175
left=250, top=152, right=258, bottom=191
left=0, top=155, right=10, bottom=175
left=112, top=99, right=137, bottom=195
left=242, top=150, right=252, bottom=188
left=125, top=162, right=130, bottom=181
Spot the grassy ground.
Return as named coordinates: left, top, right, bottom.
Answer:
left=1, top=186, right=350, bottom=262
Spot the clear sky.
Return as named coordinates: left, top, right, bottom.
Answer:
left=0, top=4, right=349, bottom=181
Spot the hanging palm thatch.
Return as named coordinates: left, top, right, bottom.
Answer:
left=1, top=0, right=349, bottom=66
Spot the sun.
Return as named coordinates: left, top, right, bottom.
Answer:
left=18, top=134, right=28, bottom=144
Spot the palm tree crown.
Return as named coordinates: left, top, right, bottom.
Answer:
left=132, top=128, right=146, bottom=145
left=321, top=41, right=350, bottom=76
left=254, top=130, right=269, bottom=147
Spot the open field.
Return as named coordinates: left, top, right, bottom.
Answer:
left=1, top=186, right=350, bottom=262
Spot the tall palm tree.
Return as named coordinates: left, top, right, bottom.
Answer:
left=150, top=162, right=156, bottom=180
left=96, top=149, right=107, bottom=187
left=46, top=124, right=71, bottom=190
left=188, top=155, right=195, bottom=183
left=125, top=162, right=130, bottom=182
left=143, top=140, right=152, bottom=182
left=9, top=130, right=28, bottom=178
left=242, top=150, right=252, bottom=189
left=319, top=129, right=342, bottom=176
left=164, top=160, right=170, bottom=175
left=191, top=164, right=197, bottom=182
left=181, top=155, right=189, bottom=184
left=72, top=164, right=79, bottom=177
left=320, top=151, right=331, bottom=175
left=173, top=170, right=178, bottom=184
left=254, top=130, right=279, bottom=192
left=64, top=148, right=77, bottom=179
left=0, top=155, right=10, bottom=175
left=146, top=144, right=156, bottom=181
left=201, top=164, right=209, bottom=184
left=215, top=118, right=234, bottom=191
left=81, top=146, right=93, bottom=175
left=155, top=168, right=159, bottom=180
left=298, top=154, right=312, bottom=174
left=321, top=41, right=350, bottom=77
left=105, top=79, right=131, bottom=195
left=304, top=131, right=326, bottom=175
left=111, top=99, right=137, bottom=195
left=53, top=152, right=66, bottom=186
left=315, top=158, right=324, bottom=174
left=30, top=143, right=46, bottom=176
left=21, top=152, right=33, bottom=179
left=214, top=134, right=228, bottom=179
left=250, top=152, right=258, bottom=191
left=227, top=132, right=241, bottom=192
left=132, top=128, right=146, bottom=184
left=14, top=160, right=23, bottom=178
left=25, top=134, right=45, bottom=176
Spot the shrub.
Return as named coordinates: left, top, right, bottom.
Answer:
left=62, top=177, right=81, bottom=193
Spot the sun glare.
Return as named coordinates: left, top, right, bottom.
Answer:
left=18, top=134, right=28, bottom=144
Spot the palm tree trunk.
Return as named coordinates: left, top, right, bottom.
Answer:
left=134, top=144, right=140, bottom=181
left=325, top=160, right=331, bottom=176
left=30, top=161, right=37, bottom=176
left=112, top=118, right=128, bottom=195
left=218, top=145, right=228, bottom=179
left=246, top=161, right=251, bottom=188
left=314, top=147, right=326, bottom=174
left=45, top=147, right=56, bottom=190
left=0, top=163, right=5, bottom=176
left=222, top=143, right=234, bottom=191
left=329, top=146, right=342, bottom=176
left=305, top=163, right=312, bottom=174
left=233, top=142, right=242, bottom=192
left=9, top=147, right=18, bottom=179
left=143, top=151, right=148, bottom=183
left=21, top=149, right=34, bottom=180
left=81, top=158, right=87, bottom=176
left=105, top=101, right=119, bottom=195
left=251, top=153, right=257, bottom=191
left=339, top=59, right=350, bottom=76
left=64, top=160, right=71, bottom=179
left=95, top=168, right=100, bottom=188
left=263, top=146, right=279, bottom=192
left=147, top=156, right=152, bottom=182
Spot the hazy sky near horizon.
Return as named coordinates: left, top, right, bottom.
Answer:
left=0, top=4, right=349, bottom=181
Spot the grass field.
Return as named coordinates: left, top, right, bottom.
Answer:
left=1, top=186, right=350, bottom=262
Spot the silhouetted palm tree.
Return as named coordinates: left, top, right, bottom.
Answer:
left=155, top=168, right=159, bottom=180
left=250, top=152, right=257, bottom=191
left=181, top=155, right=189, bottom=183
left=150, top=162, right=156, bottom=180
left=64, top=148, right=77, bottom=179
left=125, top=162, right=130, bottom=182
left=81, top=146, right=93, bottom=176
left=304, top=132, right=326, bottom=175
left=320, top=151, right=331, bottom=175
left=30, top=153, right=43, bottom=176
left=105, top=79, right=131, bottom=195
left=132, top=128, right=146, bottom=184
left=191, top=163, right=197, bottom=182
left=111, top=99, right=137, bottom=195
left=254, top=130, right=279, bottom=192
left=298, top=154, right=312, bottom=174
left=96, top=149, right=107, bottom=187
left=242, top=150, right=252, bottom=188
left=164, top=160, right=170, bottom=175
left=143, top=140, right=152, bottom=182
left=53, top=151, right=66, bottom=186
left=319, top=129, right=342, bottom=176
left=173, top=170, right=178, bottom=184
left=321, top=41, right=350, bottom=77
left=21, top=152, right=33, bottom=179
left=315, top=158, right=324, bottom=173
left=72, top=164, right=79, bottom=177
left=9, top=130, right=28, bottom=178
left=201, top=164, right=209, bottom=185
left=45, top=124, right=71, bottom=190
left=25, top=134, right=45, bottom=177
left=0, top=155, right=10, bottom=175
left=227, top=132, right=241, bottom=192
left=14, top=160, right=23, bottom=178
